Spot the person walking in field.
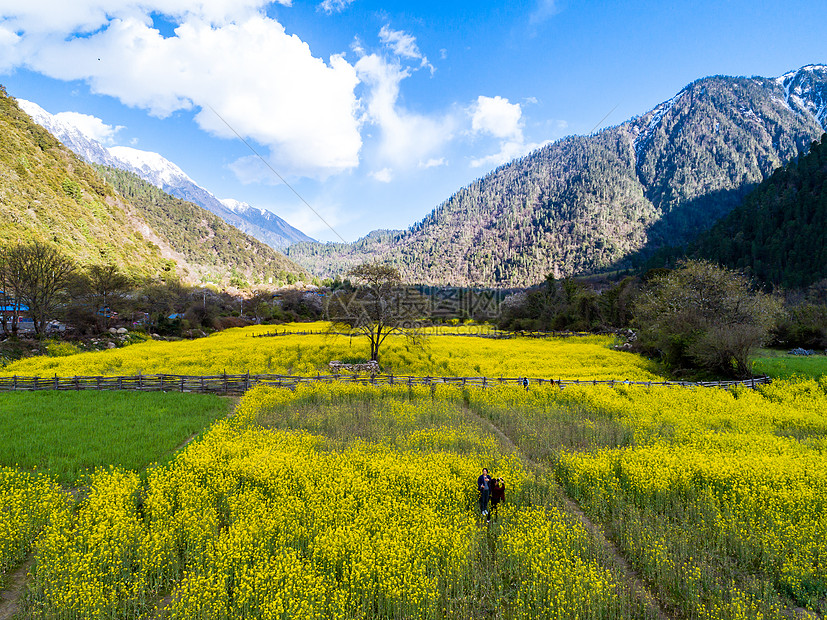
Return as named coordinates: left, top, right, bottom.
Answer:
left=490, top=477, right=505, bottom=520
left=477, top=468, right=492, bottom=519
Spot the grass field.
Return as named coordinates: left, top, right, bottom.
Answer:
left=751, top=348, right=827, bottom=379
left=0, top=391, right=232, bottom=485
left=0, top=322, right=664, bottom=380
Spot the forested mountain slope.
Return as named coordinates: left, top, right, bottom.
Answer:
left=19, top=99, right=314, bottom=250
left=0, top=86, right=165, bottom=277
left=95, top=166, right=306, bottom=285
left=690, top=132, right=827, bottom=288
left=0, top=87, right=305, bottom=285
left=290, top=65, right=827, bottom=287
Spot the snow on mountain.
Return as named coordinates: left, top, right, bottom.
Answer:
left=17, top=99, right=124, bottom=169
left=775, top=64, right=827, bottom=129
left=17, top=100, right=315, bottom=249
left=107, top=146, right=193, bottom=188
left=220, top=198, right=315, bottom=245
left=633, top=89, right=687, bottom=154
left=221, top=198, right=256, bottom=214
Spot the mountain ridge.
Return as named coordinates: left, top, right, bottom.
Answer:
left=17, top=99, right=314, bottom=250
left=289, top=64, right=827, bottom=287
left=0, top=89, right=306, bottom=285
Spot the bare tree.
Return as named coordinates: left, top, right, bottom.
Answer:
left=2, top=241, right=76, bottom=337
left=86, top=263, right=131, bottom=328
left=326, top=263, right=423, bottom=363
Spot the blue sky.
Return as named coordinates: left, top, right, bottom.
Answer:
left=1, top=0, right=825, bottom=242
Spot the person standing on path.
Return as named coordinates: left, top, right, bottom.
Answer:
left=477, top=467, right=492, bottom=519
left=490, top=477, right=505, bottom=520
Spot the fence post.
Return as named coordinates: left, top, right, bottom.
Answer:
left=223, top=370, right=228, bottom=395
left=139, top=372, right=143, bottom=390
left=54, top=374, right=58, bottom=390
left=246, top=371, right=250, bottom=392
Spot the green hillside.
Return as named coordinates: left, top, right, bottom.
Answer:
left=0, top=86, right=305, bottom=285
left=0, top=86, right=165, bottom=278
left=94, top=166, right=306, bottom=285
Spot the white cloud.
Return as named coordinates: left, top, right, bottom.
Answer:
left=0, top=1, right=289, bottom=33
left=1, top=4, right=360, bottom=179
left=471, top=95, right=523, bottom=140
left=3, top=2, right=545, bottom=184
left=355, top=52, right=454, bottom=170
left=378, top=24, right=433, bottom=73
left=470, top=139, right=547, bottom=169
left=318, top=0, right=355, bottom=14
left=469, top=95, right=549, bottom=169
left=418, top=157, right=445, bottom=169
left=379, top=25, right=419, bottom=61
left=54, top=111, right=124, bottom=144
left=370, top=167, right=393, bottom=182
left=530, top=0, right=561, bottom=25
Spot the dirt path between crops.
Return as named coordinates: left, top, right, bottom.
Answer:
left=0, top=555, right=33, bottom=620
left=466, top=407, right=672, bottom=620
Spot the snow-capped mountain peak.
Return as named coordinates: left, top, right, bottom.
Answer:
left=18, top=100, right=315, bottom=249
left=775, top=64, right=827, bottom=129
left=220, top=198, right=315, bottom=244
left=107, top=146, right=193, bottom=188
left=17, top=99, right=125, bottom=169
left=219, top=198, right=250, bottom=213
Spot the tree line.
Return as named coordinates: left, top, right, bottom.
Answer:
left=3, top=240, right=822, bottom=380
left=497, top=259, right=822, bottom=379
left=0, top=240, right=326, bottom=341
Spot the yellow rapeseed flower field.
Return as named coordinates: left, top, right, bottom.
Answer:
left=0, top=322, right=662, bottom=380
left=19, top=384, right=641, bottom=619
left=5, top=330, right=824, bottom=619
left=0, top=467, right=69, bottom=577
left=467, top=379, right=827, bottom=618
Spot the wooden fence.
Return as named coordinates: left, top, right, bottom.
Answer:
left=0, top=372, right=772, bottom=395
